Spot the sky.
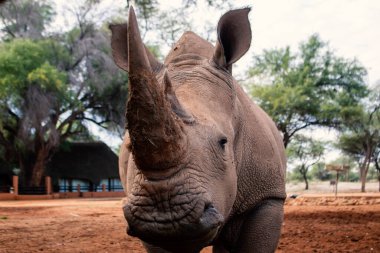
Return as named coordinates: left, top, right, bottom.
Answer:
left=53, top=0, right=380, bottom=159
left=250, top=0, right=380, bottom=86
left=55, top=0, right=380, bottom=85
left=147, top=0, right=380, bottom=86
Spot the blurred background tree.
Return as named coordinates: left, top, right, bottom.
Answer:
left=247, top=35, right=369, bottom=148
left=0, top=0, right=127, bottom=186
left=287, top=134, right=325, bottom=190
left=336, top=84, right=380, bottom=192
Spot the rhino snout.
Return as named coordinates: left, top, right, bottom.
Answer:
left=123, top=199, right=224, bottom=247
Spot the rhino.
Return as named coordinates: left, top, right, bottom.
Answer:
left=110, top=7, right=286, bottom=253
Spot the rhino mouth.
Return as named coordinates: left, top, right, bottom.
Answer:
left=123, top=189, right=224, bottom=248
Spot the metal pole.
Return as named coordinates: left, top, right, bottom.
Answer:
left=335, top=171, right=339, bottom=198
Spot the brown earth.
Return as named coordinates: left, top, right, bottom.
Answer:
left=0, top=195, right=379, bottom=253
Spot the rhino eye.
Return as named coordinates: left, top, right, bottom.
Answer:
left=219, top=137, right=228, bottom=150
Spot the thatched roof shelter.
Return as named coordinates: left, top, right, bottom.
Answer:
left=47, top=142, right=119, bottom=185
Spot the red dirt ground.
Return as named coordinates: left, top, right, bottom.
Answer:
left=0, top=195, right=379, bottom=253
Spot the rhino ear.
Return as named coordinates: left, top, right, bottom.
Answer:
left=109, top=15, right=162, bottom=72
left=109, top=23, right=129, bottom=72
left=212, top=8, right=252, bottom=73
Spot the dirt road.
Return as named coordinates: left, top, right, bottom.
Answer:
left=0, top=196, right=379, bottom=253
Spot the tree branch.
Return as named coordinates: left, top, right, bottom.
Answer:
left=82, top=117, right=108, bottom=129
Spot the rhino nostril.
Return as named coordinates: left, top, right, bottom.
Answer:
left=204, top=203, right=213, bottom=212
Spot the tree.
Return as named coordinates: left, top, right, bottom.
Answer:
left=309, top=162, right=331, bottom=181
left=374, top=148, right=380, bottom=191
left=337, top=85, right=380, bottom=192
left=0, top=0, right=127, bottom=186
left=0, top=0, right=54, bottom=40
left=326, top=155, right=358, bottom=182
left=287, top=135, right=325, bottom=190
left=122, top=0, right=235, bottom=54
left=248, top=34, right=369, bottom=148
left=133, top=0, right=159, bottom=39
left=156, top=8, right=191, bottom=48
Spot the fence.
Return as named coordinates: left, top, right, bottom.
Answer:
left=18, top=186, right=47, bottom=195
left=58, top=184, right=124, bottom=193
left=0, top=185, right=10, bottom=193
left=0, top=176, right=125, bottom=200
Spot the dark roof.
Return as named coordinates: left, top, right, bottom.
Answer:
left=47, top=142, right=119, bottom=184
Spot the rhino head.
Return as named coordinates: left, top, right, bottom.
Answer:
left=111, top=7, right=255, bottom=252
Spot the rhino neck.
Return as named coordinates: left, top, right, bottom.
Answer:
left=164, top=31, right=214, bottom=65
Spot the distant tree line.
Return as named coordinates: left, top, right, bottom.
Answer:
left=248, top=35, right=380, bottom=192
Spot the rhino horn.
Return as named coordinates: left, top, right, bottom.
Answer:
left=109, top=14, right=162, bottom=72
left=121, top=7, right=186, bottom=171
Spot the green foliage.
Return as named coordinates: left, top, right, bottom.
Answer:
left=156, top=8, right=191, bottom=47
left=335, top=85, right=380, bottom=191
left=248, top=34, right=369, bottom=147
left=287, top=134, right=325, bottom=189
left=337, top=91, right=380, bottom=162
left=146, top=44, right=162, bottom=59
left=0, top=0, right=128, bottom=186
left=0, top=0, right=55, bottom=41
left=133, top=0, right=159, bottom=37
left=287, top=168, right=312, bottom=182
left=367, top=165, right=378, bottom=181
left=309, top=162, right=332, bottom=181
left=287, top=134, right=325, bottom=164
left=0, top=40, right=44, bottom=95
left=0, top=39, right=68, bottom=102
left=183, top=0, right=230, bottom=9
left=27, top=63, right=66, bottom=92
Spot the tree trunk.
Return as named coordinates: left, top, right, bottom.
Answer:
left=303, top=173, right=309, bottom=190
left=360, top=164, right=368, bottom=193
left=283, top=132, right=290, bottom=149
left=300, top=166, right=309, bottom=190
left=360, top=161, right=372, bottom=192
left=18, top=153, right=33, bottom=186
left=360, top=150, right=372, bottom=193
left=360, top=167, right=366, bottom=193
left=374, top=159, right=380, bottom=192
left=29, top=147, right=50, bottom=187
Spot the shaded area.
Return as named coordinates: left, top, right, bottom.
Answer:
left=46, top=142, right=119, bottom=188
left=1, top=142, right=120, bottom=194
left=0, top=161, right=13, bottom=192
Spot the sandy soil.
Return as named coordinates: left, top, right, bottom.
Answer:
left=0, top=195, right=379, bottom=253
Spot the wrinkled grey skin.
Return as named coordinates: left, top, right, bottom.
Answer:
left=111, top=7, right=286, bottom=253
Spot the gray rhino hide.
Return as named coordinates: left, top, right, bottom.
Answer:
left=112, top=7, right=286, bottom=253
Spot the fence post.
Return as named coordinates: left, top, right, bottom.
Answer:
left=12, top=176, right=19, bottom=195
left=102, top=184, right=106, bottom=192
left=45, top=176, right=52, bottom=195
